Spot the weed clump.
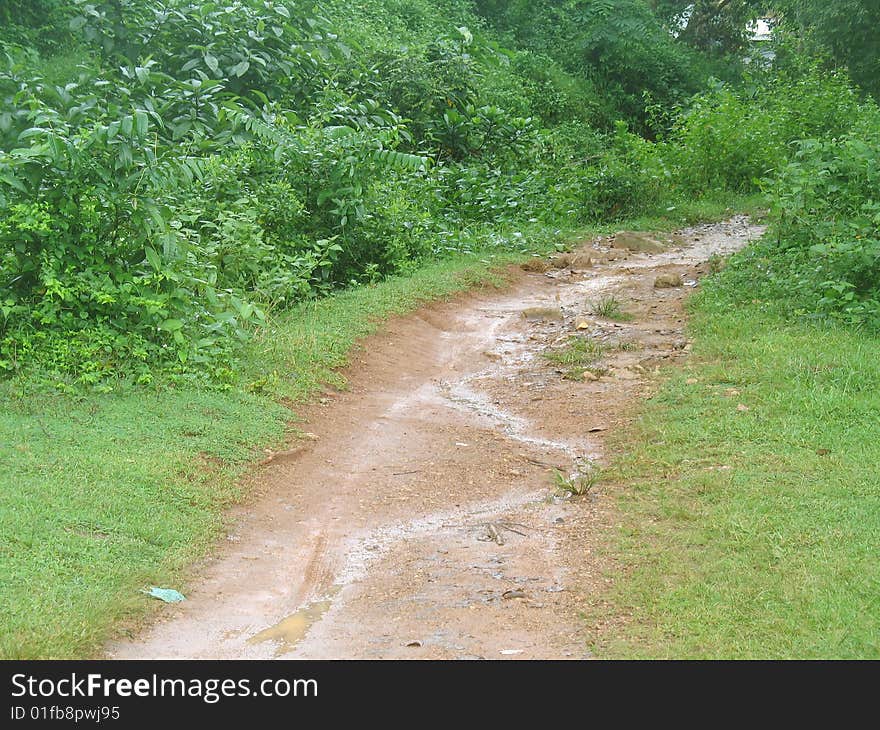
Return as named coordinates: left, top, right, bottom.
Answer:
left=590, top=295, right=634, bottom=322
left=542, top=336, right=603, bottom=379
left=553, top=465, right=600, bottom=496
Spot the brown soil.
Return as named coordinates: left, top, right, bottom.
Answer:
left=107, top=217, right=764, bottom=660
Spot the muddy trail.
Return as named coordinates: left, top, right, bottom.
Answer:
left=109, top=217, right=763, bottom=660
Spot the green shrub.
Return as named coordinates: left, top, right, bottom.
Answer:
left=708, top=112, right=880, bottom=328
left=0, top=0, right=71, bottom=50
left=579, top=123, right=669, bottom=220
left=670, top=67, right=870, bottom=194
left=9, top=0, right=875, bottom=385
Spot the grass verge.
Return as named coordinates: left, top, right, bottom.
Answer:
left=595, top=292, right=880, bottom=659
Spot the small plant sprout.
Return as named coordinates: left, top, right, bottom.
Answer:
left=590, top=295, right=634, bottom=322
left=616, top=340, right=640, bottom=351
left=553, top=464, right=600, bottom=496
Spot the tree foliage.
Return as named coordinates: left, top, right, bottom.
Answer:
left=1, top=0, right=879, bottom=384
left=774, top=0, right=880, bottom=96
left=650, top=1, right=763, bottom=54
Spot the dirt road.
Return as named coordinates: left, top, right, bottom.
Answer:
left=108, top=217, right=763, bottom=660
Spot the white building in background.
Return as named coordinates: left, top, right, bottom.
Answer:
left=746, top=18, right=775, bottom=64
left=749, top=18, right=773, bottom=43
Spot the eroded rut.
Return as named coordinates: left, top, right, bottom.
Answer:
left=108, top=217, right=763, bottom=660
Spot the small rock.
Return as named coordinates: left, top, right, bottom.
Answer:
left=654, top=273, right=684, bottom=289
left=521, top=259, right=551, bottom=273
left=736, top=403, right=750, bottom=412
left=405, top=640, right=423, bottom=648
left=582, top=370, right=600, bottom=382
left=551, top=252, right=593, bottom=270
left=612, top=231, right=666, bottom=253
left=612, top=368, right=639, bottom=380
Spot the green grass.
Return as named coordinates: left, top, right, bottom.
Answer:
left=590, top=295, right=634, bottom=322
left=0, top=386, right=289, bottom=659
left=0, top=248, right=528, bottom=659
left=596, top=293, right=880, bottom=659
left=542, top=335, right=603, bottom=380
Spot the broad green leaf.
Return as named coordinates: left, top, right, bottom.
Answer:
left=0, top=173, right=27, bottom=194
left=117, top=143, right=133, bottom=168
left=144, top=246, right=162, bottom=272
left=323, top=125, right=355, bottom=139
left=18, top=128, right=46, bottom=141
left=47, top=136, right=65, bottom=161
left=135, top=110, right=148, bottom=139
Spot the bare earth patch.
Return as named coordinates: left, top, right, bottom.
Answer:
left=107, top=216, right=764, bottom=660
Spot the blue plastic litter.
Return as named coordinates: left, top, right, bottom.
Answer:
left=141, top=587, right=186, bottom=603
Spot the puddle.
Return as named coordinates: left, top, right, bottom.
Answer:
left=248, top=593, right=337, bottom=655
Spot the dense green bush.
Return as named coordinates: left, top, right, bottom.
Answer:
left=668, top=67, right=870, bottom=194
left=3, top=0, right=879, bottom=383
left=473, top=0, right=714, bottom=132
left=0, top=1, right=71, bottom=50
left=0, top=0, right=564, bottom=383
left=705, top=99, right=880, bottom=328
left=766, top=134, right=879, bottom=323
left=774, top=0, right=880, bottom=98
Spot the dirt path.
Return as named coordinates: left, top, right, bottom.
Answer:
left=108, top=217, right=763, bottom=660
